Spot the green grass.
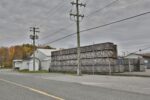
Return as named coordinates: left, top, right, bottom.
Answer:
left=19, top=69, right=49, bottom=73
left=0, top=67, right=12, bottom=69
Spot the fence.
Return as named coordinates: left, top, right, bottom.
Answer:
left=117, top=58, right=145, bottom=72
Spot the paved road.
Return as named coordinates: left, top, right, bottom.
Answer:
left=0, top=72, right=150, bottom=100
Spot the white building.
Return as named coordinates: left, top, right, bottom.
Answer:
left=13, top=59, right=23, bottom=70
left=125, top=53, right=143, bottom=59
left=21, top=60, right=29, bottom=70
left=27, top=58, right=40, bottom=71
left=13, top=49, right=56, bottom=71
left=13, top=58, right=31, bottom=70
left=33, top=49, right=56, bottom=71
left=124, top=53, right=146, bottom=71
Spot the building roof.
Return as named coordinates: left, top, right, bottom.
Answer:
left=13, top=59, right=23, bottom=62
left=125, top=53, right=150, bottom=59
left=123, top=53, right=142, bottom=59
left=37, top=49, right=56, bottom=57
left=140, top=53, right=150, bottom=58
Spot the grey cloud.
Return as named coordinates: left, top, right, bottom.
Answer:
left=0, top=0, right=150, bottom=55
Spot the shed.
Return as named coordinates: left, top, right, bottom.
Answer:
left=140, top=53, right=150, bottom=69
left=21, top=60, right=30, bottom=70
left=28, top=58, right=40, bottom=71
left=31, top=49, right=56, bottom=71
left=123, top=53, right=145, bottom=72
left=14, top=49, right=57, bottom=71
left=125, top=53, right=143, bottom=59
left=13, top=59, right=23, bottom=70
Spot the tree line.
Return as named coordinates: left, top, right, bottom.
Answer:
left=0, top=44, right=53, bottom=68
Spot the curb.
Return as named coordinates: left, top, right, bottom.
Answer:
left=112, top=74, right=150, bottom=78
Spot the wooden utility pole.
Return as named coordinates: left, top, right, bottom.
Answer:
left=30, top=27, right=39, bottom=71
left=70, top=0, right=86, bottom=76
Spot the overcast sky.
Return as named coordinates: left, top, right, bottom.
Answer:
left=0, top=0, right=150, bottom=55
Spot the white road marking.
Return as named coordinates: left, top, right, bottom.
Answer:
left=0, top=78, right=65, bottom=100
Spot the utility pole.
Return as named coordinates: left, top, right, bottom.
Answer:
left=70, top=0, right=86, bottom=76
left=92, top=42, right=95, bottom=75
left=108, top=58, right=111, bottom=75
left=30, top=27, right=39, bottom=71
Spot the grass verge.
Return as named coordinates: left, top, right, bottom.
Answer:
left=19, top=69, right=49, bottom=73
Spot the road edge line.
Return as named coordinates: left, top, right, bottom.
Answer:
left=0, top=78, right=65, bottom=100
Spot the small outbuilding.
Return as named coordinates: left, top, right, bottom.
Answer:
left=33, top=49, right=56, bottom=71
left=13, top=59, right=23, bottom=70
left=123, top=53, right=146, bottom=72
left=140, top=53, right=150, bottom=69
left=13, top=49, right=56, bottom=71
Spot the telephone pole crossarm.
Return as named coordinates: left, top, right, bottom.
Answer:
left=71, top=1, right=86, bottom=7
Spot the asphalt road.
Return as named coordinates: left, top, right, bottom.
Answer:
left=0, top=72, right=150, bottom=100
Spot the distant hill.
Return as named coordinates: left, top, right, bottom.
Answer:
left=0, top=44, right=53, bottom=68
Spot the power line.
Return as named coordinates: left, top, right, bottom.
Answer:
left=70, top=0, right=86, bottom=76
left=40, top=26, right=68, bottom=40
left=40, top=0, right=119, bottom=43
left=125, top=46, right=150, bottom=57
left=86, top=0, right=118, bottom=18
left=123, top=43, right=150, bottom=49
left=44, top=32, right=76, bottom=45
left=44, top=11, right=150, bottom=45
left=17, top=0, right=67, bottom=42
left=80, top=11, right=150, bottom=33
left=0, top=1, right=67, bottom=42
left=48, top=2, right=68, bottom=18
left=45, top=0, right=67, bottom=18
left=1, top=0, right=118, bottom=45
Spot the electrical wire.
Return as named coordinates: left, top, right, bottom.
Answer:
left=86, top=0, right=118, bottom=18
left=43, top=11, right=150, bottom=45
left=125, top=46, right=150, bottom=57
left=40, top=0, right=119, bottom=43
